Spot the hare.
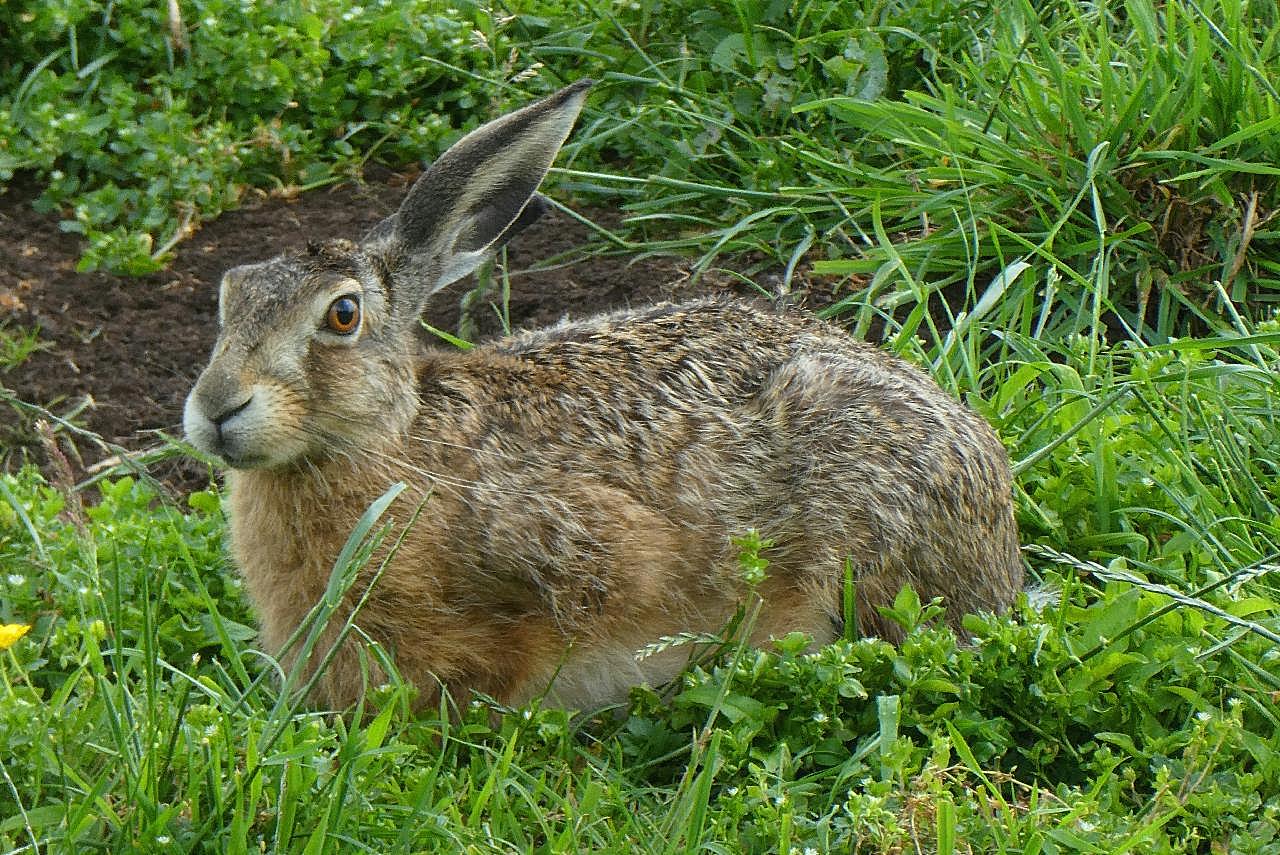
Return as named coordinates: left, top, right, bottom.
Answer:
left=184, top=80, right=1022, bottom=712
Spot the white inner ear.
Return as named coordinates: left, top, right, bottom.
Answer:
left=430, top=176, right=528, bottom=290
left=435, top=246, right=491, bottom=291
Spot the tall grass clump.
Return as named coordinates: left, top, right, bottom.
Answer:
left=552, top=0, right=1280, bottom=348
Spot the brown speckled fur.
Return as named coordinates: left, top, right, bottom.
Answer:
left=185, top=83, right=1022, bottom=712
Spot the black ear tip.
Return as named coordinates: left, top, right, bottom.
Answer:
left=561, top=79, right=595, bottom=99
left=523, top=193, right=552, bottom=221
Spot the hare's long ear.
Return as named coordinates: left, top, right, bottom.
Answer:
left=364, top=80, right=591, bottom=320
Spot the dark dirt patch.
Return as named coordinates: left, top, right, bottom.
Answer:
left=1, top=169, right=836, bottom=495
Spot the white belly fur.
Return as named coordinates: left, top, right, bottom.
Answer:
left=527, top=640, right=707, bottom=710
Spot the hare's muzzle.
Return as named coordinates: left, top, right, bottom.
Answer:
left=184, top=382, right=252, bottom=467
left=184, top=360, right=286, bottom=469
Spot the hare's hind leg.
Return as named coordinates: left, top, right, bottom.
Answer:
left=754, top=350, right=1022, bottom=638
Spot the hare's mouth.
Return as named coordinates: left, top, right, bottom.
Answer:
left=187, top=427, right=272, bottom=469
left=199, top=434, right=297, bottom=470
left=200, top=431, right=301, bottom=471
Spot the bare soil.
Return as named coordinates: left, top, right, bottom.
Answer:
left=0, top=169, right=835, bottom=494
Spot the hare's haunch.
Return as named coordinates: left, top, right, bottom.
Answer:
left=185, top=81, right=1022, bottom=711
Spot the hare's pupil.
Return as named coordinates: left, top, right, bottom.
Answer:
left=328, top=296, right=359, bottom=333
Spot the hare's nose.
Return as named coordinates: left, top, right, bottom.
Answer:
left=211, top=397, right=253, bottom=432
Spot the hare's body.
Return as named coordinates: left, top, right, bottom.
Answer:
left=186, top=82, right=1022, bottom=712
left=223, top=298, right=1019, bottom=709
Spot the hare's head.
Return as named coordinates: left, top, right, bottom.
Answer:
left=184, top=80, right=592, bottom=469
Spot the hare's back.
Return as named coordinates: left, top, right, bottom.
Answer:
left=450, top=295, right=1008, bottom=540
left=496, top=297, right=881, bottom=393
left=489, top=298, right=962, bottom=420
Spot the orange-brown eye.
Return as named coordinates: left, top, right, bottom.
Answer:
left=326, top=295, right=360, bottom=334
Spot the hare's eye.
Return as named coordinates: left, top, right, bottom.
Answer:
left=325, top=296, right=360, bottom=334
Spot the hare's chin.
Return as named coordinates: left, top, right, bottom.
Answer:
left=206, top=432, right=309, bottom=471
left=216, top=452, right=273, bottom=470
left=204, top=441, right=305, bottom=471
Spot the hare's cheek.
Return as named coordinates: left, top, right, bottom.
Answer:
left=227, top=385, right=312, bottom=468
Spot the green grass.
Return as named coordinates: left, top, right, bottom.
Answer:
left=0, top=326, right=46, bottom=374
left=8, top=0, right=1280, bottom=336
left=4, top=335, right=1280, bottom=851
left=4, top=0, right=1280, bottom=852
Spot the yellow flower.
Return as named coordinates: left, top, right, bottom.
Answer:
left=0, top=624, right=31, bottom=651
